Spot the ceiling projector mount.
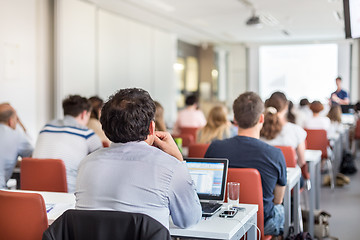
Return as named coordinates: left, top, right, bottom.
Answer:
left=246, top=10, right=262, bottom=27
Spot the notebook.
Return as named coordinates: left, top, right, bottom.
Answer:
left=185, top=158, right=229, bottom=217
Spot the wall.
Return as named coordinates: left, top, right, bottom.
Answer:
left=56, top=0, right=177, bottom=124
left=0, top=0, right=53, bottom=141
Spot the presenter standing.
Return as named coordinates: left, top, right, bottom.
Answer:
left=330, top=77, right=350, bottom=105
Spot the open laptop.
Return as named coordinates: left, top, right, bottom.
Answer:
left=185, top=158, right=228, bottom=217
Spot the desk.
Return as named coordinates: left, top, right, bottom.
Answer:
left=305, top=149, right=322, bottom=237
left=284, top=167, right=301, bottom=237
left=7, top=190, right=258, bottom=240
left=170, top=204, right=258, bottom=240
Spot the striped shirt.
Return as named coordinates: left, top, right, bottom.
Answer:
left=33, top=116, right=102, bottom=192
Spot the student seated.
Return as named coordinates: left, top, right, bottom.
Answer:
left=87, top=96, right=110, bottom=146
left=261, top=92, right=307, bottom=169
left=173, top=94, right=206, bottom=134
left=197, top=105, right=231, bottom=144
left=0, top=103, right=33, bottom=189
left=205, top=92, right=286, bottom=236
left=33, top=95, right=102, bottom=193
left=75, top=88, right=202, bottom=229
left=304, top=101, right=331, bottom=133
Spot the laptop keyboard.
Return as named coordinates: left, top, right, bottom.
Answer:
left=201, top=202, right=222, bottom=216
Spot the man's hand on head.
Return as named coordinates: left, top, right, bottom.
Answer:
left=153, top=131, right=183, bottom=161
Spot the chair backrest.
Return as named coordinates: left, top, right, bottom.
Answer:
left=227, top=168, right=268, bottom=240
left=274, top=146, right=297, bottom=167
left=43, top=209, right=171, bottom=240
left=188, top=143, right=210, bottom=158
left=21, top=158, right=68, bottom=192
left=172, top=133, right=195, bottom=147
left=102, top=141, right=110, bottom=148
left=179, top=127, right=199, bottom=142
left=304, top=129, right=329, bottom=159
left=0, top=190, right=48, bottom=240
left=355, top=119, right=360, bottom=139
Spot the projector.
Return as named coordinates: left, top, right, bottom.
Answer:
left=246, top=15, right=261, bottom=26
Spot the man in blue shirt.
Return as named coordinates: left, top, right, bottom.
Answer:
left=331, top=77, right=350, bottom=105
left=0, top=103, right=33, bottom=189
left=205, top=92, right=287, bottom=236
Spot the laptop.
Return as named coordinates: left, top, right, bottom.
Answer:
left=185, top=158, right=229, bottom=217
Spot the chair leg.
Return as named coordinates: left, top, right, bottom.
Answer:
left=326, top=159, right=335, bottom=190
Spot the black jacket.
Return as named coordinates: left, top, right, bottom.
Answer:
left=42, top=209, right=171, bottom=240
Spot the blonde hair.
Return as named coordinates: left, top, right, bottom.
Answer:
left=327, top=105, right=342, bottom=123
left=154, top=101, right=167, bottom=132
left=197, top=106, right=230, bottom=144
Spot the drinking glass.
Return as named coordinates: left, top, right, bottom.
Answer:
left=227, top=182, right=240, bottom=207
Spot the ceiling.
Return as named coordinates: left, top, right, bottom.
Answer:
left=88, top=0, right=346, bottom=45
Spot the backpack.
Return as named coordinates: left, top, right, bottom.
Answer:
left=285, top=226, right=313, bottom=240
left=340, top=150, right=357, bottom=175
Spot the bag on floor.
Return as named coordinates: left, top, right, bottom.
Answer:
left=340, top=150, right=357, bottom=175
left=285, top=226, right=313, bottom=240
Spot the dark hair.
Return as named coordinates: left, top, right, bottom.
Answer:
left=287, top=101, right=296, bottom=124
left=310, top=101, right=324, bottom=113
left=355, top=101, right=360, bottom=112
left=185, top=95, right=198, bottom=106
left=89, top=96, right=104, bottom=120
left=233, top=92, right=264, bottom=129
left=260, top=92, right=288, bottom=140
left=62, top=95, right=91, bottom=117
left=336, top=76, right=342, bottom=81
left=100, top=88, right=156, bottom=143
left=299, top=98, right=310, bottom=107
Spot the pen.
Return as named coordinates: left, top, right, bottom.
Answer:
left=46, top=206, right=54, bottom=213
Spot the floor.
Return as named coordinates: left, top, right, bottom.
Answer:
left=317, top=155, right=360, bottom=240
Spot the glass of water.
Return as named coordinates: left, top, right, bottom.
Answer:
left=227, top=182, right=240, bottom=207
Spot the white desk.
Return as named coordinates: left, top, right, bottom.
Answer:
left=284, top=167, right=301, bottom=237
left=305, top=149, right=322, bottom=237
left=7, top=190, right=258, bottom=240
left=170, top=204, right=258, bottom=240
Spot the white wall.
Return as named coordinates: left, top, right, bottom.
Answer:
left=56, top=0, right=177, bottom=124
left=0, top=0, right=42, bottom=141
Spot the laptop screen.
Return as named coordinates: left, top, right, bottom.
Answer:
left=185, top=158, right=228, bottom=201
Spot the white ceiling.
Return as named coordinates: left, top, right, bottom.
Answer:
left=88, top=0, right=346, bottom=45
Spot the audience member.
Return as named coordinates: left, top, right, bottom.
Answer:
left=261, top=92, right=307, bottom=168
left=205, top=92, right=286, bottom=236
left=287, top=101, right=296, bottom=124
left=154, top=101, right=167, bottom=132
left=327, top=105, right=344, bottom=136
left=330, top=77, right=350, bottom=105
left=304, top=101, right=331, bottom=133
left=0, top=103, right=33, bottom=189
left=295, top=98, right=312, bottom=127
left=75, top=88, right=202, bottom=229
left=173, top=94, right=206, bottom=134
left=197, top=105, right=230, bottom=144
left=33, top=95, right=102, bottom=193
left=87, top=96, right=110, bottom=146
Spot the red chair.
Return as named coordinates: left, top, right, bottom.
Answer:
left=355, top=119, right=360, bottom=139
left=274, top=146, right=297, bottom=167
left=179, top=127, right=199, bottom=143
left=172, top=133, right=195, bottom=147
left=0, top=190, right=48, bottom=240
left=102, top=141, right=110, bottom=148
left=226, top=168, right=272, bottom=240
left=21, top=158, right=68, bottom=192
left=305, top=129, right=334, bottom=189
left=188, top=143, right=210, bottom=158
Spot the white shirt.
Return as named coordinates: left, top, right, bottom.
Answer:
left=75, top=141, right=202, bottom=229
left=33, top=116, right=102, bottom=192
left=304, top=116, right=331, bottom=133
left=261, top=122, right=307, bottom=149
